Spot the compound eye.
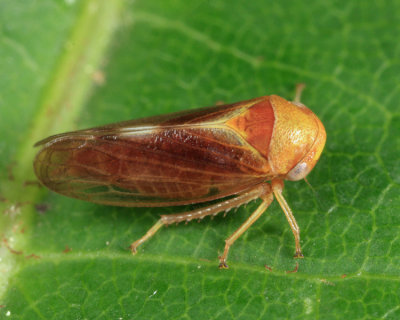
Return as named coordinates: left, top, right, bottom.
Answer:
left=286, top=162, right=310, bottom=181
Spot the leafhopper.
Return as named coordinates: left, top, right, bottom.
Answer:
left=34, top=86, right=326, bottom=268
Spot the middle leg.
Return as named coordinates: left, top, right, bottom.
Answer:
left=218, top=183, right=274, bottom=269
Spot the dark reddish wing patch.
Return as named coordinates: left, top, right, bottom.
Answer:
left=34, top=97, right=274, bottom=206
left=226, top=99, right=275, bottom=157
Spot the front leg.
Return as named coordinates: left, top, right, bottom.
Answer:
left=271, top=178, right=304, bottom=258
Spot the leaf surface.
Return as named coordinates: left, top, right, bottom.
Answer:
left=1, top=0, right=399, bottom=319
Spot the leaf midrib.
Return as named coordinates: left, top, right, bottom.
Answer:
left=0, top=0, right=125, bottom=299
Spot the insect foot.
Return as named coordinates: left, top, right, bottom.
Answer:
left=218, top=258, right=229, bottom=269
left=294, top=251, right=304, bottom=259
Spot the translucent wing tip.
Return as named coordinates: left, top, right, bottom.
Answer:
left=33, top=130, right=96, bottom=148
left=34, top=132, right=72, bottom=148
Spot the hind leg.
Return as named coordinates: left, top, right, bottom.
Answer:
left=130, top=184, right=269, bottom=256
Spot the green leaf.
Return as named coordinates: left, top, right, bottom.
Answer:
left=1, top=0, right=399, bottom=319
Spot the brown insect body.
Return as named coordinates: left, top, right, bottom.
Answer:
left=34, top=92, right=326, bottom=268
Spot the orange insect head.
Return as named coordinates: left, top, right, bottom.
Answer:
left=268, top=95, right=326, bottom=181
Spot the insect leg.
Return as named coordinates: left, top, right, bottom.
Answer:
left=130, top=219, right=164, bottom=254
left=293, top=83, right=306, bottom=103
left=271, top=178, right=304, bottom=258
left=130, top=183, right=269, bottom=255
left=218, top=183, right=274, bottom=269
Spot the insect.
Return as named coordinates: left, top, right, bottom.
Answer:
left=34, top=85, right=326, bottom=268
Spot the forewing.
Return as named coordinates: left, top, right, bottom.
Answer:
left=35, top=96, right=264, bottom=147
left=34, top=98, right=271, bottom=206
